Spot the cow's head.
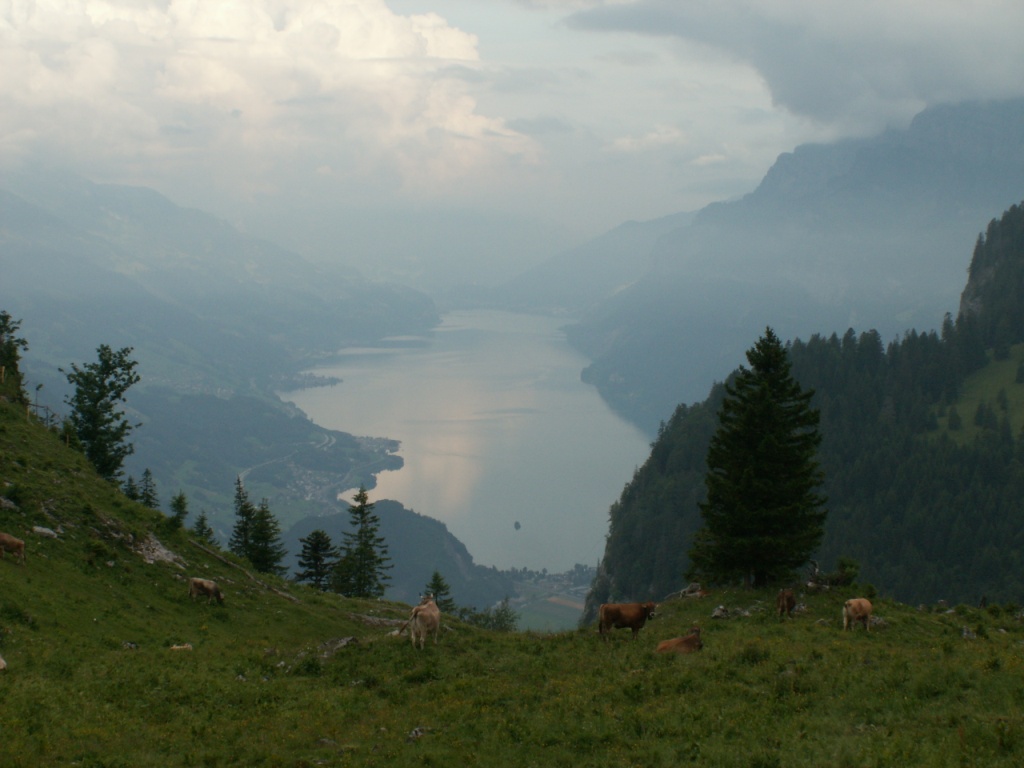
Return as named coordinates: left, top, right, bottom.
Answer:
left=644, top=602, right=657, bottom=620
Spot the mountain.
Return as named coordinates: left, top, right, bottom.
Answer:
left=495, top=210, right=696, bottom=314
left=0, top=168, right=442, bottom=542
left=585, top=200, right=1024, bottom=616
left=0, top=169, right=439, bottom=388
left=541, top=98, right=1024, bottom=434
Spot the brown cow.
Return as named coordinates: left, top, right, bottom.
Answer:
left=0, top=532, right=25, bottom=565
left=842, top=598, right=872, bottom=631
left=655, top=626, right=702, bottom=654
left=188, top=577, right=224, bottom=604
left=408, top=595, right=441, bottom=649
left=777, top=588, right=796, bottom=620
left=598, top=602, right=657, bottom=640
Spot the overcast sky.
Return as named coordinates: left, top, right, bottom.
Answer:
left=4, top=0, right=1024, bottom=283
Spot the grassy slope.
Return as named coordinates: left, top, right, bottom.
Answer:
left=3, top=388, right=1024, bottom=766
left=935, top=343, right=1024, bottom=441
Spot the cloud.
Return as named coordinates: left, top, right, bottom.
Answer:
left=566, top=0, right=1024, bottom=133
left=0, top=0, right=537, bottom=197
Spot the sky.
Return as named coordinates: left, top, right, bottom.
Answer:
left=3, top=0, right=1024, bottom=286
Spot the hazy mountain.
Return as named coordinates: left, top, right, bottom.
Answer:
left=495, top=210, right=696, bottom=314
left=0, top=168, right=440, bottom=393
left=1, top=169, right=442, bottom=550
left=548, top=98, right=1024, bottom=434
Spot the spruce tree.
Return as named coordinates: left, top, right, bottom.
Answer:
left=424, top=570, right=457, bottom=612
left=192, top=510, right=218, bottom=546
left=296, top=530, right=340, bottom=590
left=332, top=487, right=392, bottom=598
left=62, top=345, right=141, bottom=482
left=122, top=475, right=140, bottom=502
left=168, top=490, right=189, bottom=531
left=689, top=327, right=827, bottom=587
left=248, top=499, right=288, bottom=576
left=0, top=311, right=29, bottom=402
left=139, top=468, right=159, bottom=509
left=228, top=476, right=256, bottom=560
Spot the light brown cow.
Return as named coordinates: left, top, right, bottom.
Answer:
left=408, top=595, right=441, bottom=649
left=843, top=598, right=872, bottom=630
left=188, top=577, right=224, bottom=604
left=655, top=626, right=702, bottom=654
left=598, top=602, right=657, bottom=640
left=0, top=532, right=25, bottom=565
left=777, top=588, right=796, bottom=620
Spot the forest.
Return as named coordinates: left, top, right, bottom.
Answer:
left=587, top=200, right=1024, bottom=613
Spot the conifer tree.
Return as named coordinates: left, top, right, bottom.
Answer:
left=139, top=468, right=159, bottom=509
left=332, top=487, right=392, bottom=598
left=62, top=344, right=141, bottom=481
left=248, top=498, right=288, bottom=576
left=0, top=311, right=29, bottom=402
left=296, top=529, right=340, bottom=590
left=168, top=490, right=189, bottom=531
left=228, top=476, right=256, bottom=560
left=122, top=475, right=140, bottom=502
left=689, top=327, right=827, bottom=587
left=192, top=510, right=218, bottom=546
left=424, top=570, right=457, bottom=612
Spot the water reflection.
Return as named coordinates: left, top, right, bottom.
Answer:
left=281, top=310, right=651, bottom=571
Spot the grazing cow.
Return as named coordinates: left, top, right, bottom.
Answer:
left=843, top=598, right=873, bottom=631
left=655, top=626, right=702, bottom=654
left=0, top=532, right=25, bottom=564
left=188, top=577, right=224, bottom=604
left=408, top=595, right=441, bottom=649
left=598, top=602, right=657, bottom=640
left=777, top=588, right=796, bottom=620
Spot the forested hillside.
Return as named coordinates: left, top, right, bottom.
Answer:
left=587, top=201, right=1024, bottom=616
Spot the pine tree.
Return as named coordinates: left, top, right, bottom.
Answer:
left=689, top=327, right=827, bottom=588
left=332, top=487, right=392, bottom=598
left=122, top=475, right=140, bottom=502
left=424, top=570, right=457, bottom=612
left=296, top=530, right=340, bottom=590
left=168, top=490, right=189, bottom=531
left=0, top=311, right=29, bottom=403
left=248, top=499, right=288, bottom=576
left=139, top=468, right=159, bottom=509
left=192, top=510, right=218, bottom=546
left=228, top=476, right=256, bottom=560
left=61, top=344, right=141, bottom=481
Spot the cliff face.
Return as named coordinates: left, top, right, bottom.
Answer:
left=957, top=202, right=1024, bottom=348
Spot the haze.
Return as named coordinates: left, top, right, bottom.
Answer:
left=4, top=1, right=1024, bottom=288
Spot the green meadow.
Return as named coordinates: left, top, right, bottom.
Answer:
left=3, top=378, right=1024, bottom=767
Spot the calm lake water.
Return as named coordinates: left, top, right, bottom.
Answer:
left=279, top=310, right=652, bottom=572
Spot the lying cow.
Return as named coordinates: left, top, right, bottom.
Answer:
left=843, top=597, right=872, bottom=631
left=655, top=626, right=702, bottom=654
left=188, top=577, right=224, bottom=604
left=777, top=588, right=796, bottom=620
left=408, top=594, right=441, bottom=649
left=0, top=532, right=25, bottom=565
left=598, top=601, right=657, bottom=640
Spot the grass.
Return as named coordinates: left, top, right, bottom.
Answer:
left=3, top=383, right=1024, bottom=766
left=935, top=342, right=1024, bottom=442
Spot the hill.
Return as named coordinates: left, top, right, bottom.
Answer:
left=586, top=200, right=1024, bottom=616
left=4, top=354, right=1024, bottom=765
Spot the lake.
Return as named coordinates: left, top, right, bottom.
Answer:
left=279, top=310, right=652, bottom=572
